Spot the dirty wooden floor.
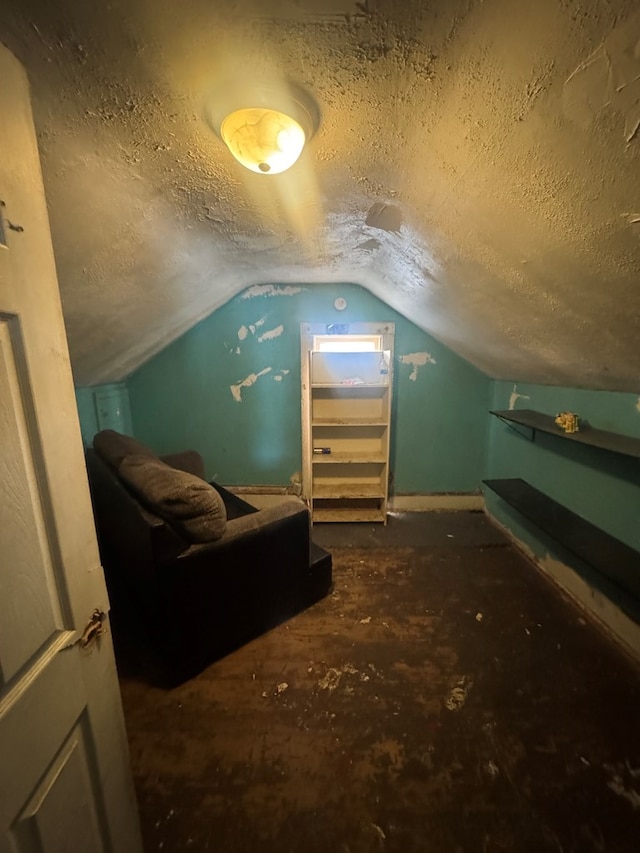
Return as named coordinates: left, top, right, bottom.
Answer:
left=117, top=511, right=640, bottom=853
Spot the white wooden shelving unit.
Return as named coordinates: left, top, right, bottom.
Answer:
left=301, top=324, right=394, bottom=523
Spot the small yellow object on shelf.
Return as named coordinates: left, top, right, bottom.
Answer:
left=555, top=411, right=580, bottom=433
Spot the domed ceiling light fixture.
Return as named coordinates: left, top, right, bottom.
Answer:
left=206, top=83, right=319, bottom=175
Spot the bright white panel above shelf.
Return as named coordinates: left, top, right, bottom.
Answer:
left=311, top=350, right=390, bottom=386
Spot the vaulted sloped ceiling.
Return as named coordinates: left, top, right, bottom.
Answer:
left=2, top=0, right=639, bottom=389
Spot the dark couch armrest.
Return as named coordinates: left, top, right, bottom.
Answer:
left=183, top=499, right=308, bottom=553
left=160, top=450, right=206, bottom=480
left=151, top=498, right=313, bottom=680
left=86, top=447, right=189, bottom=577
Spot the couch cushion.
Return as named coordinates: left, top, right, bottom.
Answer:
left=93, top=429, right=156, bottom=471
left=118, top=454, right=227, bottom=543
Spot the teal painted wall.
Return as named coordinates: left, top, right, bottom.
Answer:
left=485, top=381, right=640, bottom=552
left=76, top=387, right=100, bottom=447
left=75, top=383, right=132, bottom=447
left=126, top=283, right=491, bottom=492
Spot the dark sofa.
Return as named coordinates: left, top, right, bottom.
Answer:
left=86, top=429, right=332, bottom=685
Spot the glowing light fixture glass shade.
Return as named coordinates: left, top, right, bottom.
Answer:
left=220, top=108, right=306, bottom=174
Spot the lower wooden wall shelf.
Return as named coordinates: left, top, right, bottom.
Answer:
left=483, top=477, right=640, bottom=622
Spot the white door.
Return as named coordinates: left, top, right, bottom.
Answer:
left=0, top=46, right=142, bottom=853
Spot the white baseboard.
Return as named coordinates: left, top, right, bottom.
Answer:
left=225, top=488, right=484, bottom=512
left=239, top=493, right=296, bottom=509
left=390, top=494, right=484, bottom=511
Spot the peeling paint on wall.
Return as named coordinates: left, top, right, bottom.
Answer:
left=236, top=316, right=276, bottom=355
left=242, top=285, right=305, bottom=299
left=258, top=324, right=284, bottom=343
left=238, top=317, right=270, bottom=343
left=509, top=384, right=531, bottom=410
left=250, top=317, right=267, bottom=334
left=129, top=282, right=490, bottom=492
left=398, top=351, right=436, bottom=381
left=289, top=471, right=302, bottom=494
left=230, top=367, right=272, bottom=402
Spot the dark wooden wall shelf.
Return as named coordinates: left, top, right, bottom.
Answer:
left=483, top=477, right=640, bottom=619
left=490, top=409, right=640, bottom=460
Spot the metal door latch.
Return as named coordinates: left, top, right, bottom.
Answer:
left=61, top=608, right=106, bottom=651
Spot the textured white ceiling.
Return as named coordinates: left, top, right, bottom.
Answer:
left=2, top=0, right=640, bottom=389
